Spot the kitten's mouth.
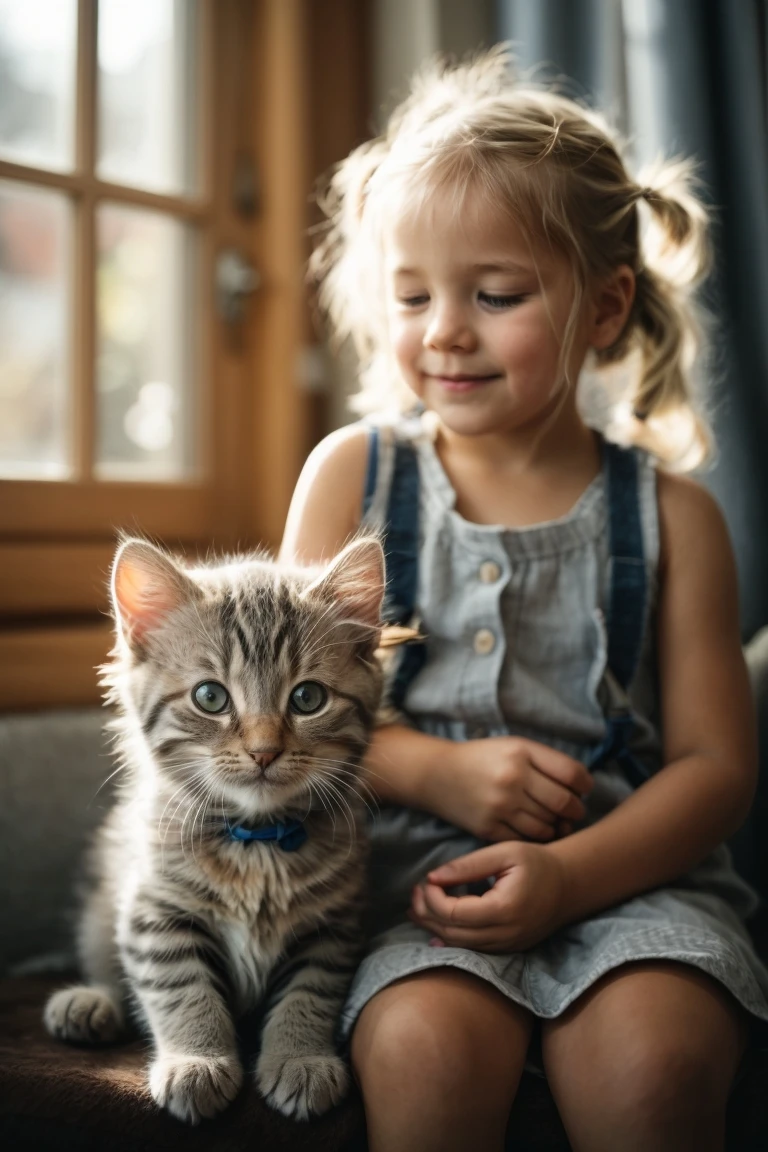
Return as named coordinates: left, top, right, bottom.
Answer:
left=252, top=761, right=279, bottom=780
left=214, top=756, right=288, bottom=791
left=252, top=753, right=291, bottom=783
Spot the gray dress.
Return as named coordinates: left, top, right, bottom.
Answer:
left=339, top=414, right=768, bottom=1044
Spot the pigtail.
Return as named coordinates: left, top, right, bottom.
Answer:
left=610, top=159, right=714, bottom=469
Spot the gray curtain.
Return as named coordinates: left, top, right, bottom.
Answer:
left=497, top=0, right=768, bottom=888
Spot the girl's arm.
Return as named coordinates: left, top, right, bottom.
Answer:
left=279, top=423, right=370, bottom=567
left=367, top=725, right=592, bottom=835
left=547, top=471, right=757, bottom=920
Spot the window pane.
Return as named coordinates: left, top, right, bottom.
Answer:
left=96, top=203, right=197, bottom=480
left=97, top=0, right=199, bottom=196
left=0, top=181, right=71, bottom=479
left=0, top=0, right=77, bottom=171
left=622, top=0, right=669, bottom=167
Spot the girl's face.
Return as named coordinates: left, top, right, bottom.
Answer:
left=384, top=186, right=592, bottom=440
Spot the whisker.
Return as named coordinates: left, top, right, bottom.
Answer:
left=178, top=779, right=215, bottom=863
left=308, top=772, right=357, bottom=847
left=307, top=776, right=340, bottom=839
left=158, top=772, right=210, bottom=851
left=309, top=763, right=379, bottom=823
left=303, top=755, right=381, bottom=817
left=89, top=759, right=130, bottom=803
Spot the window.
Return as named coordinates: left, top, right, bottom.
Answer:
left=0, top=0, right=337, bottom=709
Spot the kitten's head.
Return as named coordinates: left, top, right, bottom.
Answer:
left=103, top=535, right=385, bottom=818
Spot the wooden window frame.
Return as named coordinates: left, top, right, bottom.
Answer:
left=0, top=0, right=335, bottom=710
left=0, top=0, right=313, bottom=547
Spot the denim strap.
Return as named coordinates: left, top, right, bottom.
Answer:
left=588, top=442, right=650, bottom=787
left=363, top=428, right=425, bottom=708
left=603, top=441, right=647, bottom=692
left=362, top=425, right=379, bottom=518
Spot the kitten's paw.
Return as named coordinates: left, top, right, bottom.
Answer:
left=44, top=985, right=123, bottom=1044
left=257, top=1052, right=349, bottom=1119
left=149, top=1054, right=243, bottom=1124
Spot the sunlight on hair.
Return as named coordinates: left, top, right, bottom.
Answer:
left=311, top=45, right=715, bottom=473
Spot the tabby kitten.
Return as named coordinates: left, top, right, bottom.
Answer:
left=44, top=534, right=385, bottom=1124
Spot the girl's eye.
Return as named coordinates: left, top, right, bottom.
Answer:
left=479, top=292, right=527, bottom=309
left=289, top=681, right=328, bottom=715
left=397, top=295, right=429, bottom=308
left=193, top=681, right=230, bottom=714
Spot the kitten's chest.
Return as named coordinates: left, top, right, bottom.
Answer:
left=203, top=846, right=305, bottom=1006
left=194, top=829, right=362, bottom=1011
left=217, top=918, right=280, bottom=1008
left=206, top=845, right=295, bottom=932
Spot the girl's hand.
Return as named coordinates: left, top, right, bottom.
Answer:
left=408, top=841, right=568, bottom=953
left=429, top=736, right=593, bottom=842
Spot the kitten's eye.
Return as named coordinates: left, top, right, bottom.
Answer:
left=193, top=681, right=230, bottom=714
left=289, top=681, right=328, bottom=715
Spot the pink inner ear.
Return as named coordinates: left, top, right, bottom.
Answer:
left=303, top=538, right=385, bottom=628
left=339, top=580, right=384, bottom=628
left=333, top=552, right=385, bottom=628
left=114, top=557, right=182, bottom=642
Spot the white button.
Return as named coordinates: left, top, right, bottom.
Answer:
left=473, top=629, right=496, bottom=655
left=478, top=561, right=501, bottom=584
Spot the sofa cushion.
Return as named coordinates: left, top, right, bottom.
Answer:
left=0, top=709, right=110, bottom=974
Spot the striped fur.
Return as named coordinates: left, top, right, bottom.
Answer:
left=44, top=536, right=384, bottom=1124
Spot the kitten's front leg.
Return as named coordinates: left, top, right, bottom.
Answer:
left=256, top=919, right=362, bottom=1120
left=122, top=900, right=242, bottom=1124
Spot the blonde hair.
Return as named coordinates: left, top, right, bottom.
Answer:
left=311, top=46, right=714, bottom=470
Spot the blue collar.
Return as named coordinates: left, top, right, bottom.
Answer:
left=224, top=815, right=307, bottom=852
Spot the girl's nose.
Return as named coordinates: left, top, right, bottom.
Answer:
left=423, top=304, right=476, bottom=352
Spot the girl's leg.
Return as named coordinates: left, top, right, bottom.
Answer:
left=540, top=961, right=749, bottom=1152
left=350, top=967, right=534, bottom=1152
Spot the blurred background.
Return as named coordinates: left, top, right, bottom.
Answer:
left=1, top=0, right=767, bottom=713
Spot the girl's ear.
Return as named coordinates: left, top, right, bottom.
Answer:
left=111, top=538, right=200, bottom=652
left=588, top=264, right=636, bottom=351
left=302, top=536, right=385, bottom=632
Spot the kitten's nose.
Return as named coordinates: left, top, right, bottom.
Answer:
left=247, top=748, right=282, bottom=769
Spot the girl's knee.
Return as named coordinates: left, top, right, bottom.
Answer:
left=351, top=973, right=533, bottom=1150
left=350, top=970, right=532, bottom=1095
left=351, top=994, right=453, bottom=1090
left=543, top=973, right=749, bottom=1143
left=594, top=1034, right=736, bottom=1128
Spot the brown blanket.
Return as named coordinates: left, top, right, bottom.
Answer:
left=0, top=975, right=367, bottom=1151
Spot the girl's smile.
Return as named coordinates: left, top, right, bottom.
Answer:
left=428, top=372, right=501, bottom=393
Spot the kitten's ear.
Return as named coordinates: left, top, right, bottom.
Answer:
left=111, top=538, right=199, bottom=651
left=302, top=536, right=385, bottom=630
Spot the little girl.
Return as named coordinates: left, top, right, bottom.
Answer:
left=281, top=48, right=768, bottom=1152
